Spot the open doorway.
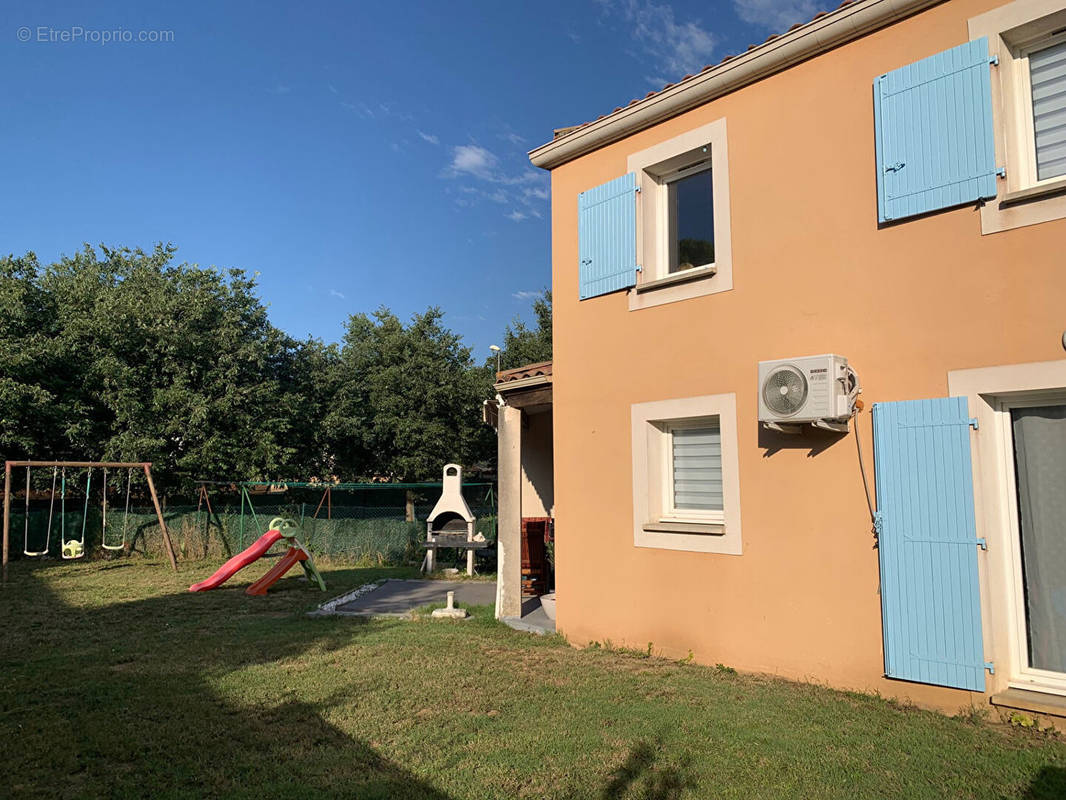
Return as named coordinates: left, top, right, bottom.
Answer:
left=1004, top=398, right=1066, bottom=692
left=485, top=361, right=554, bottom=633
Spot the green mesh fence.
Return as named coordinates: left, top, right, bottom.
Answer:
left=10, top=483, right=497, bottom=568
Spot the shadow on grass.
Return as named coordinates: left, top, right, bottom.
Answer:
left=601, top=738, right=693, bottom=800
left=1025, top=765, right=1066, bottom=799
left=2, top=564, right=453, bottom=800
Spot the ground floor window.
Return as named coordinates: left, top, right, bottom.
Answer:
left=630, top=393, right=741, bottom=554
left=664, top=419, right=724, bottom=523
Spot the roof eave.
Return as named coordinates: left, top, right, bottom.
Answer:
left=528, top=0, right=941, bottom=170
left=494, top=374, right=553, bottom=393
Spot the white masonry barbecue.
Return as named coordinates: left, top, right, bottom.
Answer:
left=422, top=464, right=487, bottom=575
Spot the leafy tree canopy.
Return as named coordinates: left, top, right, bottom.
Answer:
left=326, top=307, right=492, bottom=481
left=493, top=290, right=551, bottom=373
left=0, top=244, right=528, bottom=490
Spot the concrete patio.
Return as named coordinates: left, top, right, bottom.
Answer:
left=314, top=578, right=555, bottom=634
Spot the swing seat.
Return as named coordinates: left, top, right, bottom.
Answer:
left=62, top=539, right=84, bottom=559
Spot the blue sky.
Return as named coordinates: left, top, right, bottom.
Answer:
left=0, top=0, right=817, bottom=357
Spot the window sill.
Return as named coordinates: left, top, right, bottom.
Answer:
left=1001, top=177, right=1066, bottom=207
left=643, top=520, right=725, bottom=536
left=991, top=688, right=1066, bottom=719
left=635, top=265, right=717, bottom=294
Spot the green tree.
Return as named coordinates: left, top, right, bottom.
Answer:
left=0, top=252, right=64, bottom=459
left=0, top=243, right=295, bottom=489
left=0, top=243, right=535, bottom=489
left=274, top=336, right=341, bottom=480
left=326, top=307, right=492, bottom=481
left=495, top=290, right=552, bottom=372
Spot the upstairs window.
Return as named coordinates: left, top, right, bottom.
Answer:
left=665, top=162, right=715, bottom=274
left=1028, top=37, right=1066, bottom=182
left=969, top=2, right=1066, bottom=233
left=626, top=117, right=733, bottom=309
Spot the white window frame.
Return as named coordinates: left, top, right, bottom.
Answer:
left=661, top=161, right=715, bottom=275
left=969, top=1, right=1066, bottom=234
left=948, top=358, right=1066, bottom=699
left=626, top=117, right=732, bottom=310
left=996, top=391, right=1066, bottom=696
left=1010, top=31, right=1066, bottom=189
left=631, top=393, right=741, bottom=555
left=660, top=418, right=726, bottom=525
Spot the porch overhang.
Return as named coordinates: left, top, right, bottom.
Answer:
left=493, top=360, right=553, bottom=414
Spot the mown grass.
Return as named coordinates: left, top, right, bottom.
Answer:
left=1, top=558, right=1064, bottom=799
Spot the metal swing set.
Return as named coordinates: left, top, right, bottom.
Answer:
left=2, top=460, right=178, bottom=583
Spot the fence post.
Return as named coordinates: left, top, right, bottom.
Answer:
left=3, top=461, right=11, bottom=583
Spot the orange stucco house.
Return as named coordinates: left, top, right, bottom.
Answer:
left=496, top=0, right=1066, bottom=722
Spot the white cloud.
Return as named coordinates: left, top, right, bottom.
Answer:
left=501, top=169, right=543, bottom=186
left=376, top=101, right=414, bottom=122
left=270, top=83, right=292, bottom=95
left=512, top=290, right=541, bottom=300
left=500, top=131, right=526, bottom=146
left=329, top=289, right=345, bottom=299
left=733, top=0, right=818, bottom=31
left=340, top=101, right=377, bottom=119
left=443, top=144, right=549, bottom=222
left=448, top=144, right=499, bottom=179
left=418, top=129, right=440, bottom=145
left=607, top=0, right=718, bottom=77
left=328, top=83, right=339, bottom=95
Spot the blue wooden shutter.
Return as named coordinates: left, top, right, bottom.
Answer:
left=873, top=397, right=987, bottom=691
left=874, top=38, right=999, bottom=223
left=578, top=173, right=638, bottom=300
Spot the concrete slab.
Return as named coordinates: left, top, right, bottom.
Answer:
left=325, top=579, right=497, bottom=617
left=315, top=579, right=556, bottom=635
left=502, top=596, right=556, bottom=635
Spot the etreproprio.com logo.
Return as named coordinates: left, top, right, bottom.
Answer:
left=17, top=26, right=175, bottom=44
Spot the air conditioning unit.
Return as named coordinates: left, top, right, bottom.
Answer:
left=758, top=354, right=859, bottom=433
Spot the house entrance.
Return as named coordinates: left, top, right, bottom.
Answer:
left=1007, top=402, right=1066, bottom=689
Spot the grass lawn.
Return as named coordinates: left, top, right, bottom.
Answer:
left=2, top=559, right=1065, bottom=799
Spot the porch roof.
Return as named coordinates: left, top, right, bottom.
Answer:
left=494, top=361, right=552, bottom=392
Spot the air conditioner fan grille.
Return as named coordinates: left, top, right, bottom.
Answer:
left=763, top=366, right=808, bottom=417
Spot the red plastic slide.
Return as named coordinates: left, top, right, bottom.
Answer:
left=188, top=529, right=283, bottom=592
left=245, top=547, right=308, bottom=596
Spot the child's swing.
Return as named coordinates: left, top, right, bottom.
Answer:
left=62, top=468, right=89, bottom=560
left=102, top=468, right=132, bottom=552
left=22, top=466, right=58, bottom=557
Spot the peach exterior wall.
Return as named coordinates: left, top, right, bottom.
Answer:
left=549, top=0, right=1066, bottom=713
left=522, top=410, right=555, bottom=518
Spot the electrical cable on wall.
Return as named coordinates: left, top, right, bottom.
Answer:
left=852, top=407, right=877, bottom=524
left=844, top=364, right=877, bottom=527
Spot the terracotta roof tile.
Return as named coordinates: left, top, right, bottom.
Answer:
left=495, top=361, right=553, bottom=385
